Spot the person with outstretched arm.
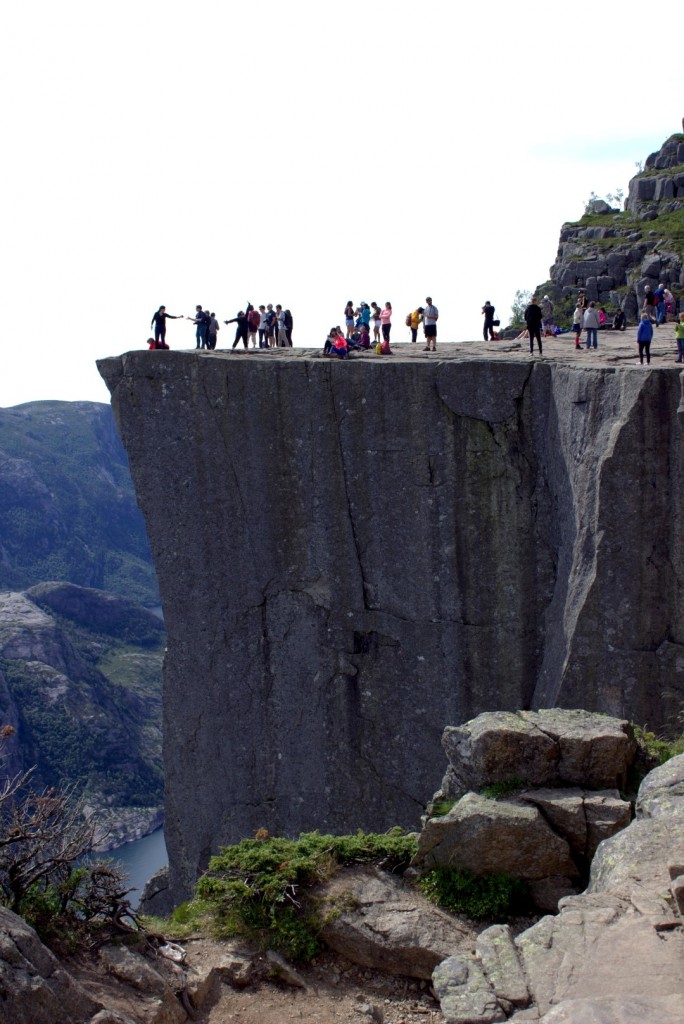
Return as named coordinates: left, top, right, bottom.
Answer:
left=151, top=305, right=182, bottom=347
left=225, top=303, right=254, bottom=350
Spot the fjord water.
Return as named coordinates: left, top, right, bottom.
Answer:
left=109, top=828, right=168, bottom=909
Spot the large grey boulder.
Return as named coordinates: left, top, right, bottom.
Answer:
left=440, top=710, right=635, bottom=798
left=314, top=865, right=473, bottom=979
left=415, top=792, right=577, bottom=882
left=0, top=906, right=100, bottom=1024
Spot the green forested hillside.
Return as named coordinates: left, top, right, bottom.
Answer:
left=0, top=401, right=158, bottom=606
left=0, top=583, right=164, bottom=840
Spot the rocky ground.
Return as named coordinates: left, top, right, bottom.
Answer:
left=201, top=319, right=682, bottom=365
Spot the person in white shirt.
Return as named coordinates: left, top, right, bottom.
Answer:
left=423, top=297, right=439, bottom=352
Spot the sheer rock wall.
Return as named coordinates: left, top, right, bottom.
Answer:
left=98, top=351, right=684, bottom=903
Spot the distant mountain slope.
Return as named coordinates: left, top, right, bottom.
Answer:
left=0, top=401, right=158, bottom=606
left=0, top=582, right=164, bottom=847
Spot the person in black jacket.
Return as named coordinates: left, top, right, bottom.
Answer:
left=524, top=298, right=543, bottom=356
left=481, top=301, right=496, bottom=341
left=225, top=303, right=254, bottom=350
left=150, top=306, right=182, bottom=347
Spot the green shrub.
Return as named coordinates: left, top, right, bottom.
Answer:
left=419, top=867, right=529, bottom=919
left=195, top=828, right=417, bottom=961
left=633, top=724, right=684, bottom=765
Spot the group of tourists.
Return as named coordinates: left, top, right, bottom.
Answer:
left=641, top=284, right=677, bottom=325
left=518, top=286, right=684, bottom=365
left=326, top=298, right=440, bottom=357
left=148, top=303, right=294, bottom=351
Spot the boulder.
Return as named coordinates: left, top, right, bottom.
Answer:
left=415, top=792, right=577, bottom=882
left=440, top=710, right=635, bottom=798
left=0, top=906, right=100, bottom=1024
left=441, top=712, right=558, bottom=797
left=315, top=865, right=473, bottom=979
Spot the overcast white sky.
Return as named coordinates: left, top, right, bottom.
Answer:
left=1, top=0, right=681, bottom=407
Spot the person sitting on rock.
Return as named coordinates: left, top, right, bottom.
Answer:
left=612, top=309, right=626, bottom=331
left=323, top=327, right=337, bottom=356
left=330, top=330, right=349, bottom=359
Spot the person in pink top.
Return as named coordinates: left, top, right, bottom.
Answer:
left=380, top=302, right=392, bottom=343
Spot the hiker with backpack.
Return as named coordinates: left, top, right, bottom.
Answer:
left=406, top=307, right=424, bottom=343
left=247, top=306, right=261, bottom=348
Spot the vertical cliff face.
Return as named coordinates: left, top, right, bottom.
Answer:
left=98, top=350, right=684, bottom=903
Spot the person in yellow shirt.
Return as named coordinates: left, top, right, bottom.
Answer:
left=408, top=306, right=424, bottom=343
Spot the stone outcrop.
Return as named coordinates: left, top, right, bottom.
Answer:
left=416, top=710, right=635, bottom=910
left=432, top=753, right=684, bottom=1023
left=99, top=349, right=684, bottom=905
left=546, top=132, right=684, bottom=318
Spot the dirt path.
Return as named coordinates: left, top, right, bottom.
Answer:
left=195, top=948, right=444, bottom=1024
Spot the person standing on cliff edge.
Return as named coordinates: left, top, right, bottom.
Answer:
left=482, top=301, right=496, bottom=341
left=524, top=297, right=543, bottom=356
left=423, top=298, right=439, bottom=351
left=151, top=306, right=182, bottom=347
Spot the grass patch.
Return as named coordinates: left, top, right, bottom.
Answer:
left=141, top=899, right=215, bottom=940
left=481, top=777, right=526, bottom=799
left=428, top=798, right=456, bottom=817
left=194, top=828, right=417, bottom=962
left=419, top=867, right=529, bottom=919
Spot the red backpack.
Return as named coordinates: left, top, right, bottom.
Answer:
left=249, top=309, right=261, bottom=330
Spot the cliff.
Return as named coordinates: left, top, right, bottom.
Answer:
left=99, top=345, right=684, bottom=903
